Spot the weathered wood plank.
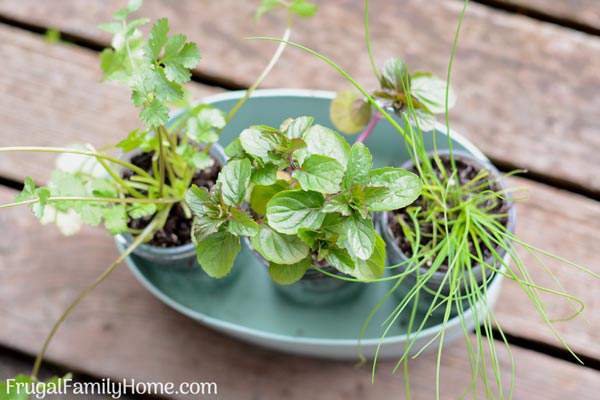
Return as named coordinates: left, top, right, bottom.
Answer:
left=0, top=0, right=599, bottom=192
left=0, top=22, right=598, bottom=358
left=0, top=24, right=219, bottom=183
left=491, top=0, right=600, bottom=30
left=0, top=188, right=598, bottom=399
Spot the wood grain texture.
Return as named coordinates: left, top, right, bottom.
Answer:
left=0, top=0, right=598, bottom=192
left=490, top=0, right=600, bottom=29
left=0, top=177, right=598, bottom=399
left=0, top=24, right=219, bottom=183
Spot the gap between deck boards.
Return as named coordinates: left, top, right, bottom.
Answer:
left=470, top=0, right=600, bottom=36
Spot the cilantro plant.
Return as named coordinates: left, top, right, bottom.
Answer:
left=184, top=117, right=422, bottom=282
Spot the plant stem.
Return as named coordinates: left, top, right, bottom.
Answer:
left=0, top=196, right=179, bottom=210
left=363, top=0, right=380, bottom=80
left=227, top=26, right=292, bottom=124
left=31, top=212, right=164, bottom=380
left=356, top=111, right=382, bottom=143
left=0, top=147, right=154, bottom=181
left=157, top=126, right=168, bottom=198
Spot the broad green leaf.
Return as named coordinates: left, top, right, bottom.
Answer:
left=411, top=72, right=456, bottom=114
left=353, top=233, right=386, bottom=280
left=250, top=180, right=289, bottom=215
left=239, top=127, right=279, bottom=162
left=281, top=116, right=314, bottom=139
left=251, top=225, right=309, bottom=265
left=192, top=215, right=223, bottom=243
left=228, top=208, right=259, bottom=237
left=218, top=158, right=252, bottom=206
left=293, top=155, right=344, bottom=194
left=408, top=108, right=437, bottom=132
left=297, top=228, right=319, bottom=247
left=128, top=203, right=157, bottom=219
left=251, top=163, right=278, bottom=186
left=224, top=138, right=244, bottom=158
left=266, top=190, right=325, bottom=235
left=329, top=90, right=372, bottom=134
left=343, top=142, right=372, bottom=189
left=366, top=168, right=422, bottom=211
left=269, top=258, right=311, bottom=285
left=342, top=214, right=375, bottom=261
left=380, top=57, right=410, bottom=92
left=325, top=247, right=355, bottom=276
left=322, top=194, right=352, bottom=216
left=185, top=185, right=211, bottom=216
left=298, top=124, right=351, bottom=167
left=196, top=230, right=240, bottom=278
left=190, top=152, right=214, bottom=170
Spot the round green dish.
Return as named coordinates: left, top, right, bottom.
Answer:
left=119, top=89, right=505, bottom=360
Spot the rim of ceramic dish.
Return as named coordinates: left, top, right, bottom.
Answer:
left=125, top=88, right=505, bottom=347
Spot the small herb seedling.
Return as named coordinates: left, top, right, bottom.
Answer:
left=185, top=117, right=422, bottom=283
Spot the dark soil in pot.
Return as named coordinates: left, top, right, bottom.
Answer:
left=122, top=150, right=222, bottom=248
left=387, top=154, right=513, bottom=273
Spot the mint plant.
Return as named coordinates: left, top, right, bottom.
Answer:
left=185, top=117, right=422, bottom=283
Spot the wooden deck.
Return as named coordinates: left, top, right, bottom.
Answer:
left=0, top=1, right=598, bottom=398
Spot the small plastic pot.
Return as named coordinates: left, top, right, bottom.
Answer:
left=245, top=238, right=365, bottom=306
left=377, top=150, right=516, bottom=316
left=115, top=144, right=235, bottom=281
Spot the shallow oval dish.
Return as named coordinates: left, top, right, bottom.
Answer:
left=118, top=89, right=507, bottom=360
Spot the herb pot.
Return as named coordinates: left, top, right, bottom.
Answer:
left=377, top=150, right=516, bottom=316
left=245, top=238, right=365, bottom=306
left=116, top=143, right=238, bottom=282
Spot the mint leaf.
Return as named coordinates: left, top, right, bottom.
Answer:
left=224, top=138, right=244, bottom=158
left=325, top=247, right=355, bottom=275
left=269, top=258, right=311, bottom=285
left=322, top=194, right=352, bottom=216
left=228, top=208, right=259, bottom=237
left=250, top=180, right=289, bottom=216
left=239, top=127, right=279, bottom=162
left=251, top=225, right=309, bottom=265
left=192, top=214, right=224, bottom=243
left=281, top=116, right=314, bottom=139
left=266, top=190, right=325, bottom=235
left=297, top=124, right=351, bottom=168
left=366, top=168, right=422, bottom=211
left=353, top=233, right=386, bottom=280
left=218, top=158, right=252, bottom=206
left=293, top=154, right=344, bottom=194
left=342, top=214, right=375, bottom=261
left=251, top=163, right=278, bottom=186
left=380, top=57, right=410, bottom=92
left=196, top=230, right=240, bottom=278
left=343, top=142, right=372, bottom=189
left=185, top=185, right=211, bottom=216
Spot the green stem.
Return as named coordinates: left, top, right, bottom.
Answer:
left=31, top=212, right=164, bottom=379
left=157, top=126, right=168, bottom=198
left=0, top=196, right=179, bottom=210
left=363, top=0, right=380, bottom=80
left=0, top=147, right=154, bottom=181
left=228, top=26, right=292, bottom=124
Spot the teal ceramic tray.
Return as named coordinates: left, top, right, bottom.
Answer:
left=122, top=89, right=505, bottom=360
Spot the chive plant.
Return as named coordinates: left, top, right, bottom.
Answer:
left=253, top=0, right=600, bottom=398
left=0, top=0, right=317, bottom=389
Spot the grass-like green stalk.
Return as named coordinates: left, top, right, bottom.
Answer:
left=31, top=209, right=166, bottom=379
left=0, top=196, right=178, bottom=210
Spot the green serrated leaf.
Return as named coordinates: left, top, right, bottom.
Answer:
left=266, top=190, right=325, bottom=235
left=342, top=214, right=376, bottom=261
left=192, top=214, right=224, bottom=243
left=218, top=158, right=252, bottom=206
left=297, top=228, right=319, bottom=247
left=343, top=142, right=372, bottom=189
left=196, top=230, right=240, bottom=278
left=251, top=163, right=278, bottom=186
left=185, top=184, right=211, bottom=216
left=140, top=98, right=169, bottom=128
left=103, top=205, right=128, bottom=234
left=322, top=194, right=352, bottom=216
left=353, top=233, right=386, bottom=280
left=250, top=180, right=289, bottom=216
left=282, top=116, right=314, bottom=139
left=366, top=168, right=422, bottom=211
left=410, top=72, right=456, bottom=114
left=269, top=258, right=311, bottom=285
left=298, top=124, right=351, bottom=168
left=228, top=208, right=259, bottom=237
left=128, top=202, right=157, bottom=219
left=147, top=18, right=169, bottom=59
left=239, top=127, right=279, bottom=162
left=330, top=90, right=372, bottom=135
left=325, top=247, right=355, bottom=275
left=380, top=57, right=411, bottom=92
left=224, top=138, right=244, bottom=158
left=251, top=225, right=309, bottom=265
left=293, top=154, right=344, bottom=194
